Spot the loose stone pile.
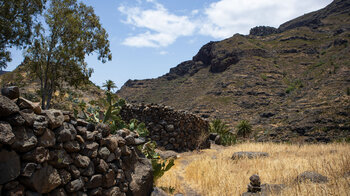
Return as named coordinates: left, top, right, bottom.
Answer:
left=0, top=87, right=153, bottom=195
left=248, top=174, right=262, bottom=193
left=120, top=104, right=210, bottom=152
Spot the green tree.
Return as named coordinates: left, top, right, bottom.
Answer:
left=26, top=0, right=112, bottom=109
left=102, top=80, right=117, bottom=92
left=0, top=0, right=46, bottom=69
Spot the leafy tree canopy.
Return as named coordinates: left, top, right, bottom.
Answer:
left=0, top=0, right=46, bottom=69
left=26, top=0, right=112, bottom=109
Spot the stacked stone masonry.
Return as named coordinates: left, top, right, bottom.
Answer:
left=0, top=92, right=153, bottom=196
left=120, top=104, right=210, bottom=152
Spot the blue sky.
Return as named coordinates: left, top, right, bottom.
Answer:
left=5, top=0, right=332, bottom=88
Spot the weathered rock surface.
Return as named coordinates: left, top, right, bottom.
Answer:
left=0, top=121, right=15, bottom=145
left=43, top=109, right=64, bottom=129
left=232, top=152, right=269, bottom=160
left=0, top=95, right=19, bottom=117
left=0, top=89, right=154, bottom=195
left=30, top=164, right=61, bottom=193
left=120, top=104, right=210, bottom=152
left=16, top=97, right=41, bottom=115
left=1, top=86, right=20, bottom=99
left=297, top=171, right=329, bottom=183
left=128, top=158, right=153, bottom=196
left=151, top=187, right=169, bottom=196
left=0, top=149, right=20, bottom=184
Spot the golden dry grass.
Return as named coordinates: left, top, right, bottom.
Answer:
left=156, top=143, right=350, bottom=196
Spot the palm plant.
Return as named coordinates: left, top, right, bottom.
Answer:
left=102, top=79, right=117, bottom=92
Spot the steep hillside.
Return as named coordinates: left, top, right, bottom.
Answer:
left=117, top=0, right=350, bottom=142
left=0, top=64, right=104, bottom=110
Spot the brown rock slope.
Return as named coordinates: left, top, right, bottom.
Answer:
left=117, top=0, right=350, bottom=142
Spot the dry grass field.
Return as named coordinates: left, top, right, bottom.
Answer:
left=156, top=143, right=350, bottom=196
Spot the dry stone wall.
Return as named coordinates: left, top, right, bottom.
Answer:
left=0, top=92, right=153, bottom=196
left=120, top=104, right=210, bottom=152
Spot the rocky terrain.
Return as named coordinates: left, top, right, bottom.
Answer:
left=0, top=63, right=104, bottom=110
left=0, top=89, right=153, bottom=195
left=120, top=104, right=210, bottom=152
left=117, top=0, right=350, bottom=142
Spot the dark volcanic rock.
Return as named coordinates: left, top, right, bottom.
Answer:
left=249, top=26, right=281, bottom=36
left=0, top=121, right=15, bottom=145
left=31, top=164, right=62, bottom=193
left=128, top=158, right=153, bottom=196
left=0, top=149, right=20, bottom=184
left=0, top=95, right=19, bottom=117
left=1, top=86, right=20, bottom=99
left=11, top=126, right=37, bottom=152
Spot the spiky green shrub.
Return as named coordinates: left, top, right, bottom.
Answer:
left=209, top=119, right=236, bottom=146
left=236, top=120, right=252, bottom=138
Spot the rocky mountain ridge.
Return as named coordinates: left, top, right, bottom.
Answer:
left=118, top=0, right=350, bottom=142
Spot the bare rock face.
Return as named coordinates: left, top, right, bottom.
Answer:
left=128, top=158, right=153, bottom=196
left=39, top=129, right=56, bottom=147
left=249, top=26, right=281, bottom=36
left=16, top=97, right=41, bottom=115
left=0, top=95, right=20, bottom=117
left=1, top=86, right=20, bottom=100
left=297, top=171, right=329, bottom=183
left=65, top=178, right=84, bottom=193
left=0, top=121, right=15, bottom=145
left=0, top=149, right=20, bottom=184
left=11, top=127, right=38, bottom=153
left=31, top=164, right=62, bottom=193
left=43, top=109, right=65, bottom=129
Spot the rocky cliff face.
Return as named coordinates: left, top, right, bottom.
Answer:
left=117, top=0, right=350, bottom=143
left=0, top=91, right=153, bottom=195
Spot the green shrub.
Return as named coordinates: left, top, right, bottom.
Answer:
left=286, top=79, right=303, bottom=94
left=141, top=141, right=175, bottom=183
left=209, top=119, right=236, bottom=146
left=260, top=74, right=267, bottom=81
left=236, top=120, right=252, bottom=137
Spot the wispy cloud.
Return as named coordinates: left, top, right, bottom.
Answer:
left=118, top=0, right=332, bottom=46
left=118, top=1, right=196, bottom=48
left=199, top=0, right=331, bottom=38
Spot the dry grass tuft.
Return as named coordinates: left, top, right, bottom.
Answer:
left=156, top=142, right=350, bottom=196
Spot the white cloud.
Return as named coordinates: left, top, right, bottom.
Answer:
left=199, top=0, right=332, bottom=38
left=119, top=0, right=333, bottom=46
left=118, top=1, right=196, bottom=48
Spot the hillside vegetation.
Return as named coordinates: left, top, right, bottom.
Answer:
left=118, top=0, right=350, bottom=142
left=0, top=64, right=104, bottom=110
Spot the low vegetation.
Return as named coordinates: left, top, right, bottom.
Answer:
left=75, top=81, right=175, bottom=183
left=236, top=120, right=253, bottom=138
left=156, top=142, right=350, bottom=196
left=209, top=119, right=236, bottom=146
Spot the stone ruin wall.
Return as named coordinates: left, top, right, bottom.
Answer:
left=0, top=93, right=153, bottom=196
left=120, top=104, right=210, bottom=152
